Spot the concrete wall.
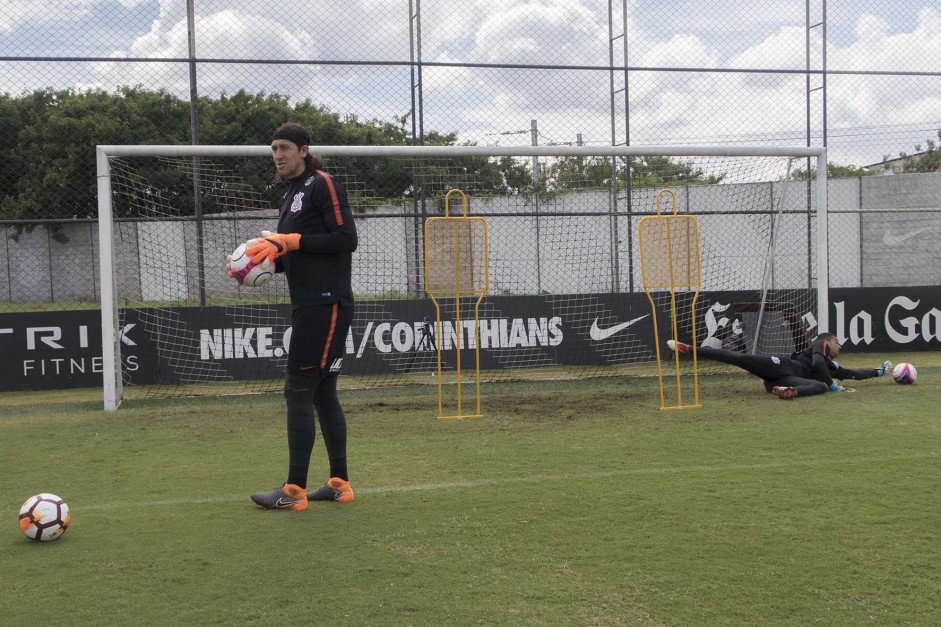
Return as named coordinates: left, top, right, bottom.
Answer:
left=2, top=172, right=938, bottom=306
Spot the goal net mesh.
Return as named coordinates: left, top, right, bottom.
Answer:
left=102, top=148, right=820, bottom=401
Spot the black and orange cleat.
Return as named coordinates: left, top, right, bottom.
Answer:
left=250, top=483, right=308, bottom=511
left=666, top=339, right=692, bottom=355
left=308, top=477, right=354, bottom=503
left=771, top=386, right=798, bottom=400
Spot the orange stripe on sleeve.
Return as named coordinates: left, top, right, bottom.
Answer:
left=318, top=171, right=344, bottom=226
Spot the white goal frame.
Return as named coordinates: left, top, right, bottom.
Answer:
left=97, top=144, right=828, bottom=410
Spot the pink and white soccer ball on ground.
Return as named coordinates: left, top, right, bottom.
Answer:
left=892, top=362, right=917, bottom=384
left=229, top=241, right=274, bottom=287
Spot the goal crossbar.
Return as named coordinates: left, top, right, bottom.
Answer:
left=98, top=144, right=826, bottom=159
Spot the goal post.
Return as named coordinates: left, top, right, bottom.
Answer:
left=96, top=147, right=121, bottom=410
left=97, top=143, right=827, bottom=410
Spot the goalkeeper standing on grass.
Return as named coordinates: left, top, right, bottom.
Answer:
left=228, top=122, right=358, bottom=510
left=667, top=332, right=892, bottom=399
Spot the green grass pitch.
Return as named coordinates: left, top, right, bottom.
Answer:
left=1, top=352, right=940, bottom=625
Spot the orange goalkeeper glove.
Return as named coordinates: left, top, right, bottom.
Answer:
left=246, top=230, right=301, bottom=264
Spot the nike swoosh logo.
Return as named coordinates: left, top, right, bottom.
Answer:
left=265, top=238, right=284, bottom=253
left=275, top=498, right=300, bottom=508
left=883, top=226, right=937, bottom=246
left=589, top=315, right=649, bottom=341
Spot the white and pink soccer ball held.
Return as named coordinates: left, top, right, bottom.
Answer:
left=228, top=242, right=274, bottom=287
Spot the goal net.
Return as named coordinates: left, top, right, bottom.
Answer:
left=97, top=144, right=827, bottom=409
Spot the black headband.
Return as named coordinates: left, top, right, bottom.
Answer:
left=271, top=127, right=310, bottom=148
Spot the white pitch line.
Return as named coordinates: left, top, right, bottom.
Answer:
left=79, top=451, right=939, bottom=512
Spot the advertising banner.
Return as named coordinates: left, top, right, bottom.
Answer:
left=1, top=286, right=939, bottom=392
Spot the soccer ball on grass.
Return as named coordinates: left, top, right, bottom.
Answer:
left=19, top=493, right=70, bottom=542
left=892, top=362, right=917, bottom=385
left=228, top=241, right=275, bottom=287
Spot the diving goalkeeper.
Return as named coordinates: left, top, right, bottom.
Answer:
left=667, top=332, right=892, bottom=399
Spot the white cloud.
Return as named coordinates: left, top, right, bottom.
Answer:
left=0, top=0, right=147, bottom=32
left=728, top=26, right=805, bottom=70
left=130, top=10, right=314, bottom=60
left=825, top=10, right=941, bottom=133
left=834, top=7, right=941, bottom=72
left=423, top=54, right=473, bottom=95
left=471, top=0, right=605, bottom=65
left=2, top=1, right=938, bottom=165
left=639, top=34, right=717, bottom=69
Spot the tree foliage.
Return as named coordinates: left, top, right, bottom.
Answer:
left=792, top=131, right=941, bottom=180
left=896, top=131, right=941, bottom=174
left=790, top=162, right=879, bottom=180
left=544, top=155, right=724, bottom=190
left=2, top=87, right=753, bottom=229
left=0, top=88, right=539, bottom=224
left=0, top=87, right=192, bottom=228
left=628, top=156, right=725, bottom=188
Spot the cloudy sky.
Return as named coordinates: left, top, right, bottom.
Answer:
left=1, top=0, right=939, bottom=165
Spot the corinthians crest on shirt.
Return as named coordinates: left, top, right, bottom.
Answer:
left=290, top=191, right=305, bottom=213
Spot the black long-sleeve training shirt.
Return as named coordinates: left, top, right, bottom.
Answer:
left=791, top=336, right=836, bottom=386
left=274, top=170, right=358, bottom=308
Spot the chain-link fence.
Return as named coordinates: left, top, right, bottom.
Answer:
left=1, top=0, right=939, bottom=310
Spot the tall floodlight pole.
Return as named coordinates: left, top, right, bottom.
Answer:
left=186, top=0, right=206, bottom=306
left=531, top=119, right=542, bottom=294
